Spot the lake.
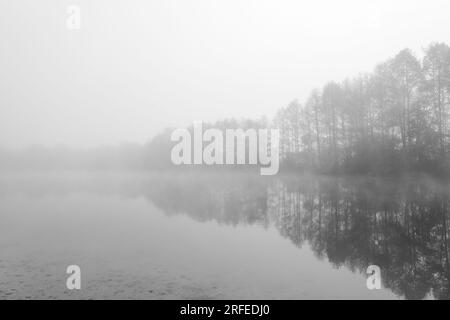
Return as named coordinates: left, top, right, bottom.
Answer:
left=0, top=171, right=449, bottom=299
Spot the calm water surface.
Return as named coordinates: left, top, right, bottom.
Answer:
left=0, top=172, right=449, bottom=299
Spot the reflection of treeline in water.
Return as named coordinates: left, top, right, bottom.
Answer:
left=1, top=43, right=449, bottom=176
left=142, top=174, right=450, bottom=300
left=1, top=172, right=448, bottom=299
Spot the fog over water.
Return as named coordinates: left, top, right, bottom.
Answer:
left=4, top=172, right=449, bottom=299
left=2, top=1, right=450, bottom=302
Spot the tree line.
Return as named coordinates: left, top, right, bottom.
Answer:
left=1, top=42, right=449, bottom=175
left=275, top=42, right=450, bottom=175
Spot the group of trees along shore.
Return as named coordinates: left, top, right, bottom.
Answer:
left=275, top=43, right=450, bottom=175
left=2, top=43, right=450, bottom=176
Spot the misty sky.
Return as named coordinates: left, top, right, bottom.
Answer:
left=1, top=0, right=450, bottom=148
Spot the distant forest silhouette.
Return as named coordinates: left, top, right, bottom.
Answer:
left=2, top=42, right=450, bottom=176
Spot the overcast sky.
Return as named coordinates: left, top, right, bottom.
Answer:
left=1, top=0, right=450, bottom=148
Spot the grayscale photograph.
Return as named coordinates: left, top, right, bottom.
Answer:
left=1, top=0, right=450, bottom=306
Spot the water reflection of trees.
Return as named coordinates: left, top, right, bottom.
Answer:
left=144, top=174, right=450, bottom=300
